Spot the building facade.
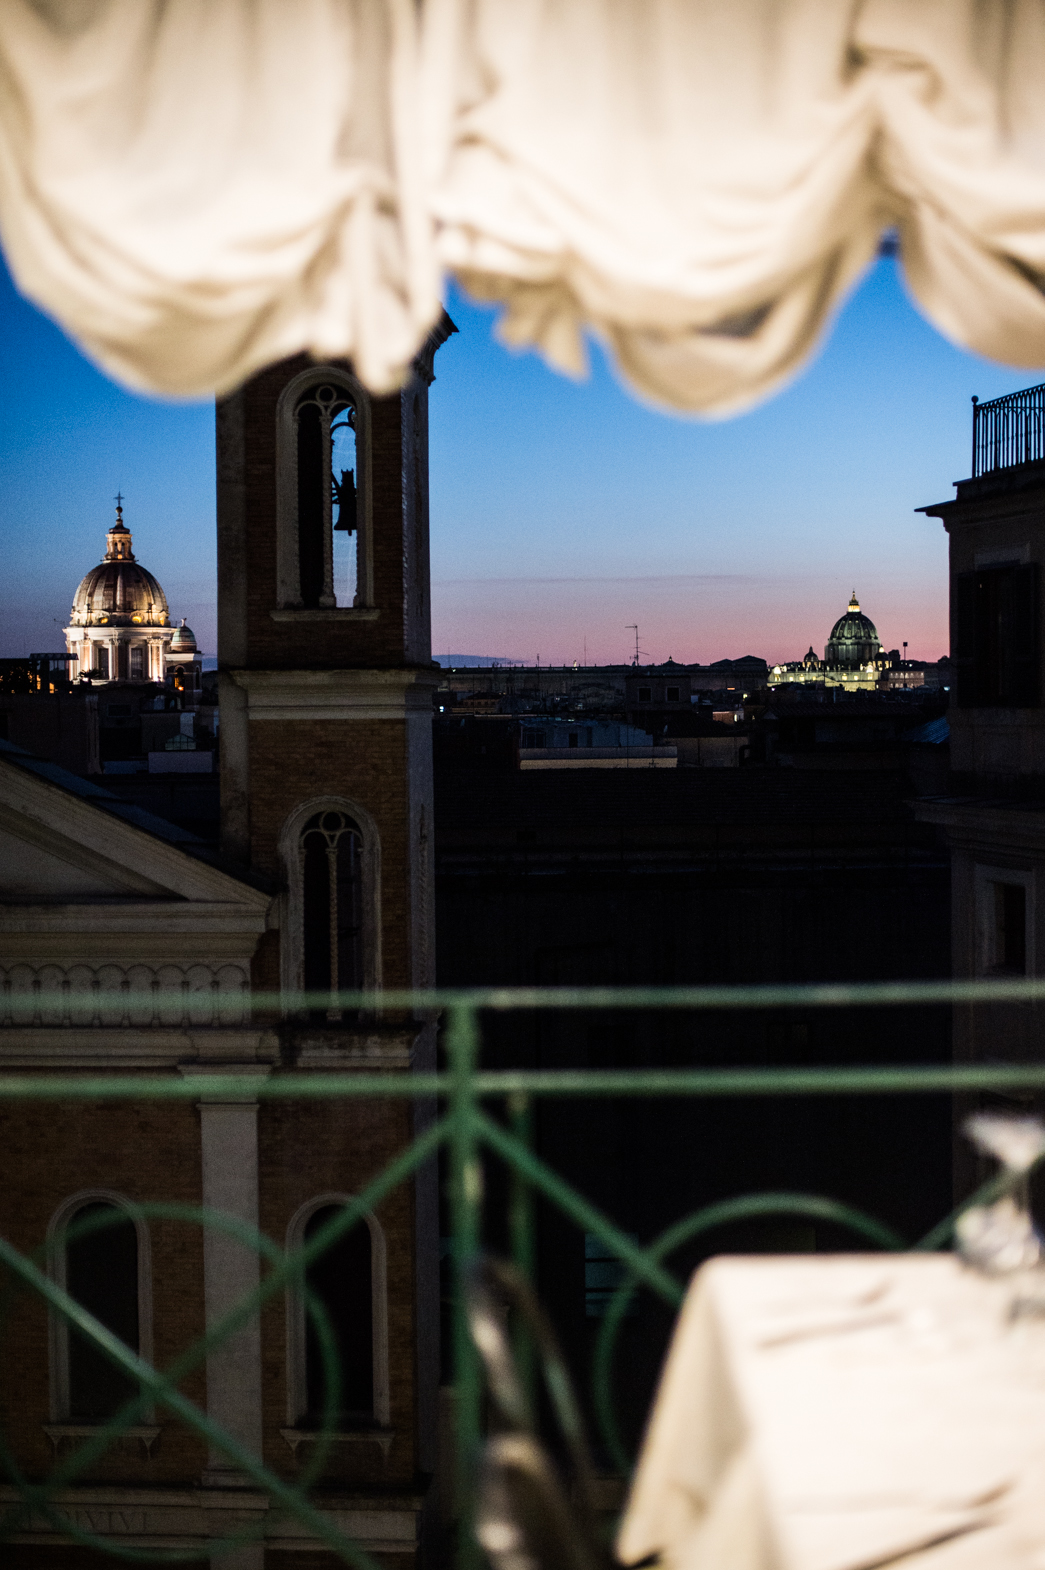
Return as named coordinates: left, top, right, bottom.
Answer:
left=0, top=322, right=453, bottom=1564
left=915, top=390, right=1045, bottom=1094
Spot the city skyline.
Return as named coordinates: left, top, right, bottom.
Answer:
left=0, top=250, right=1039, bottom=667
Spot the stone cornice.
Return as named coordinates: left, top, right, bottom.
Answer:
left=913, top=796, right=1045, bottom=853
left=0, top=1482, right=422, bottom=1551
left=0, top=902, right=269, bottom=935
left=0, top=1028, right=279, bottom=1069
left=231, top=667, right=440, bottom=721
left=412, top=310, right=458, bottom=386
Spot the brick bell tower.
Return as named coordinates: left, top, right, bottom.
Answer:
left=212, top=317, right=454, bottom=1557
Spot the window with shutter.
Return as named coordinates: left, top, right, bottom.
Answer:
left=954, top=564, right=1039, bottom=708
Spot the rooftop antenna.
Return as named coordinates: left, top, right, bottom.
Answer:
left=625, top=624, right=645, bottom=666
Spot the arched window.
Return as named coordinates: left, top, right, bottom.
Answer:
left=303, top=1207, right=372, bottom=1422
left=47, top=1193, right=152, bottom=1425
left=302, top=810, right=363, bottom=1020
left=285, top=1197, right=389, bottom=1431
left=275, top=365, right=372, bottom=613
left=279, top=796, right=382, bottom=1016
left=295, top=381, right=357, bottom=609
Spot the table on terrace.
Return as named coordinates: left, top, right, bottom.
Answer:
left=618, top=1254, right=1045, bottom=1570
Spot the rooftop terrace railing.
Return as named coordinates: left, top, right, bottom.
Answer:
left=2, top=980, right=1045, bottom=1567
left=972, top=381, right=1045, bottom=476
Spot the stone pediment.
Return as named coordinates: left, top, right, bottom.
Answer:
left=0, top=745, right=268, bottom=908
left=0, top=747, right=274, bottom=1045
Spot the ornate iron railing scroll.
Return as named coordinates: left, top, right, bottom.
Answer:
left=1, top=979, right=1045, bottom=1566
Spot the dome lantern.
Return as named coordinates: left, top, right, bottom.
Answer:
left=104, top=496, right=135, bottom=563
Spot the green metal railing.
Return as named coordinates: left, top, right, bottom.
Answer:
left=2, top=979, right=1045, bottom=1565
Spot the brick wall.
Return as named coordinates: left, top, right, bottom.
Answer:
left=0, top=1098, right=207, bottom=1484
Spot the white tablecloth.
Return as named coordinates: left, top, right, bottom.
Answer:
left=618, top=1256, right=1045, bottom=1570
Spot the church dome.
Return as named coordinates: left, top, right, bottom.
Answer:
left=170, top=619, right=197, bottom=651
left=825, top=592, right=881, bottom=669
left=69, top=504, right=169, bottom=629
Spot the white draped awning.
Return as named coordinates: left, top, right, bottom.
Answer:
left=2, top=0, right=1045, bottom=410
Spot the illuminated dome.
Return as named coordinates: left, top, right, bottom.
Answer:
left=170, top=619, right=197, bottom=651
left=68, top=503, right=169, bottom=628
left=825, top=592, right=881, bottom=669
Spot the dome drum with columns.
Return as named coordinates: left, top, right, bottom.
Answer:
left=64, top=502, right=201, bottom=692
left=770, top=593, right=886, bottom=692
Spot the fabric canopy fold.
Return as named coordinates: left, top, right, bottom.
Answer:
left=2, top=0, right=1045, bottom=410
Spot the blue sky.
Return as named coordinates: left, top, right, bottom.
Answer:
left=0, top=251, right=1038, bottom=666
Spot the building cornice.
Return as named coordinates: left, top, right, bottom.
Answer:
left=0, top=902, right=270, bottom=935
left=230, top=667, right=440, bottom=721
left=412, top=310, right=458, bottom=386
left=0, top=1482, right=423, bottom=1552
left=913, top=796, right=1045, bottom=853
left=0, top=1029, right=279, bottom=1069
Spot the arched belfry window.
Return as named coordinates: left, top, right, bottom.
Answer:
left=276, top=365, right=373, bottom=613
left=47, top=1192, right=153, bottom=1425
left=302, top=810, right=363, bottom=1018
left=279, top=796, right=382, bottom=1016
left=296, top=383, right=356, bottom=608
left=285, top=1196, right=390, bottom=1431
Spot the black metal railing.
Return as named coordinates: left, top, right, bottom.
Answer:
left=972, top=382, right=1045, bottom=476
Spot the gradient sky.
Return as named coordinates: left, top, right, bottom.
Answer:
left=0, top=250, right=1040, bottom=668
